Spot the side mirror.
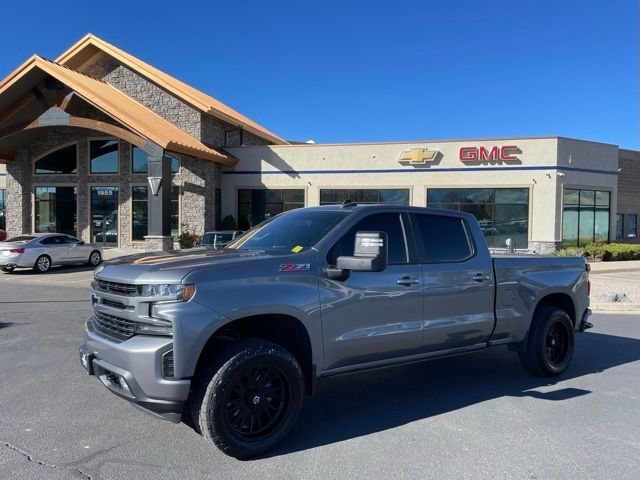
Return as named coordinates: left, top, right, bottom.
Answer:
left=327, top=231, right=388, bottom=280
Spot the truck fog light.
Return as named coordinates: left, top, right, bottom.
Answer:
left=117, top=375, right=130, bottom=393
left=134, top=322, right=173, bottom=336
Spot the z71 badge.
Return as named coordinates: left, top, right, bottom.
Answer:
left=279, top=263, right=311, bottom=272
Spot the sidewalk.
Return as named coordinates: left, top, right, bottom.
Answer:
left=102, top=247, right=144, bottom=261
left=588, top=260, right=640, bottom=274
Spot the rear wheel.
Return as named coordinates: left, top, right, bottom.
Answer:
left=1, top=266, right=14, bottom=273
left=519, top=306, right=574, bottom=376
left=192, top=339, right=304, bottom=459
left=88, top=250, right=102, bottom=266
left=34, top=255, right=51, bottom=273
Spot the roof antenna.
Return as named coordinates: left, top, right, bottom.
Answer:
left=341, top=198, right=354, bottom=208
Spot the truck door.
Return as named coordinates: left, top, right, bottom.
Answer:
left=320, top=212, right=423, bottom=371
left=411, top=213, right=495, bottom=352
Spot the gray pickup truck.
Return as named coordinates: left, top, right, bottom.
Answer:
left=80, top=204, right=591, bottom=458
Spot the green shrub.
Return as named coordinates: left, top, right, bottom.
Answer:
left=556, top=243, right=640, bottom=261
left=555, top=246, right=586, bottom=257
left=178, top=223, right=199, bottom=249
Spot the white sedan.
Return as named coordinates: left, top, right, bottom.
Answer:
left=0, top=233, right=103, bottom=273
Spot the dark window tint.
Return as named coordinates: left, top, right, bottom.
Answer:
left=62, top=236, right=81, bottom=244
left=41, top=236, right=65, bottom=245
left=34, top=145, right=77, bottom=174
left=90, top=140, right=119, bottom=173
left=415, top=214, right=472, bottom=262
left=329, top=213, right=407, bottom=265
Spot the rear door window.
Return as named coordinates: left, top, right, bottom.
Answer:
left=414, top=214, right=473, bottom=262
left=41, top=236, right=65, bottom=245
left=328, top=212, right=408, bottom=265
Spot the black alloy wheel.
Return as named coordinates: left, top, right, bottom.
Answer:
left=545, top=321, right=570, bottom=366
left=223, top=363, right=291, bottom=442
left=192, top=339, right=305, bottom=459
left=519, top=306, right=575, bottom=376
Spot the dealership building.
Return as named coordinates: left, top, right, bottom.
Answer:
left=0, top=35, right=638, bottom=253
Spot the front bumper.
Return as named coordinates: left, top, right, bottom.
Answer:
left=80, top=319, right=190, bottom=422
left=579, top=308, right=593, bottom=332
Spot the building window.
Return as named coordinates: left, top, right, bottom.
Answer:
left=0, top=189, right=6, bottom=230
left=320, top=189, right=410, bottom=206
left=427, top=188, right=529, bottom=249
left=90, top=140, right=119, bottom=173
left=131, top=147, right=181, bottom=174
left=238, top=189, right=305, bottom=229
left=625, top=214, right=638, bottom=239
left=34, top=144, right=77, bottom=174
left=562, top=189, right=610, bottom=246
left=130, top=185, right=180, bottom=241
left=35, top=186, right=77, bottom=237
left=616, top=214, right=624, bottom=241
left=131, top=186, right=149, bottom=241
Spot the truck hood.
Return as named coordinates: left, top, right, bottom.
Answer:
left=96, top=248, right=267, bottom=284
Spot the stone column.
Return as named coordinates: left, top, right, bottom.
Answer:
left=4, top=154, right=31, bottom=238
left=143, top=141, right=173, bottom=251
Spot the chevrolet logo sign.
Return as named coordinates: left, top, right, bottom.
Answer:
left=399, top=148, right=439, bottom=165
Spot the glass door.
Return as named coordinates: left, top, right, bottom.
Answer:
left=91, top=186, right=119, bottom=246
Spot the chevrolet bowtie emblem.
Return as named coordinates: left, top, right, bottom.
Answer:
left=399, top=148, right=439, bottom=165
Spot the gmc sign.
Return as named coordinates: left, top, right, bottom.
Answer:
left=459, top=145, right=519, bottom=163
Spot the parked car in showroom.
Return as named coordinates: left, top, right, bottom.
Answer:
left=0, top=233, right=103, bottom=273
left=80, top=204, right=590, bottom=458
left=198, top=230, right=243, bottom=249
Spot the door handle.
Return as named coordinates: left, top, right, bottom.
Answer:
left=397, top=277, right=420, bottom=286
left=471, top=273, right=490, bottom=282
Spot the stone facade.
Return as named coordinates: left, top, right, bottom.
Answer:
left=617, top=149, right=640, bottom=244
left=71, top=52, right=274, bottom=246
left=3, top=124, right=192, bottom=249
left=83, top=54, right=202, bottom=139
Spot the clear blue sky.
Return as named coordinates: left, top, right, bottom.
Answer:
left=1, top=0, right=637, bottom=148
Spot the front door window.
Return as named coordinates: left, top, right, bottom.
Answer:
left=91, top=186, right=119, bottom=245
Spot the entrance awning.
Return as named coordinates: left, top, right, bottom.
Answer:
left=0, top=55, right=237, bottom=165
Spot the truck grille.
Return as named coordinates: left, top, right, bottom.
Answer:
left=93, top=310, right=135, bottom=340
left=95, top=279, right=138, bottom=296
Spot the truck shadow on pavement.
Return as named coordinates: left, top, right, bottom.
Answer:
left=263, top=331, right=640, bottom=458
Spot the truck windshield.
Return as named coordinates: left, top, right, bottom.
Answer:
left=227, top=210, right=349, bottom=254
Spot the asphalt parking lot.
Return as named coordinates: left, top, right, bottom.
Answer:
left=1, top=267, right=639, bottom=480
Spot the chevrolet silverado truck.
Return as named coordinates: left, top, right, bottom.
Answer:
left=80, top=204, right=591, bottom=458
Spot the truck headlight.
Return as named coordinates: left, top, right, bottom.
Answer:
left=135, top=321, right=173, bottom=336
left=138, top=283, right=196, bottom=301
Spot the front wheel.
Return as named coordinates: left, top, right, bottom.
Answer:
left=34, top=255, right=51, bottom=273
left=519, top=306, right=575, bottom=376
left=88, top=250, right=102, bottom=266
left=192, top=339, right=304, bottom=459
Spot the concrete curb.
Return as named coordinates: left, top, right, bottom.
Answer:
left=589, top=268, right=640, bottom=275
left=591, top=303, right=640, bottom=312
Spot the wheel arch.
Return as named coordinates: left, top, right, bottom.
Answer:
left=533, top=292, right=577, bottom=327
left=193, top=313, right=315, bottom=395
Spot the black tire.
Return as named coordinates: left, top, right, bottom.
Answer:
left=88, top=250, right=102, bottom=266
left=519, top=306, right=575, bottom=376
left=34, top=255, right=52, bottom=273
left=1, top=266, right=14, bottom=273
left=191, top=339, right=304, bottom=459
